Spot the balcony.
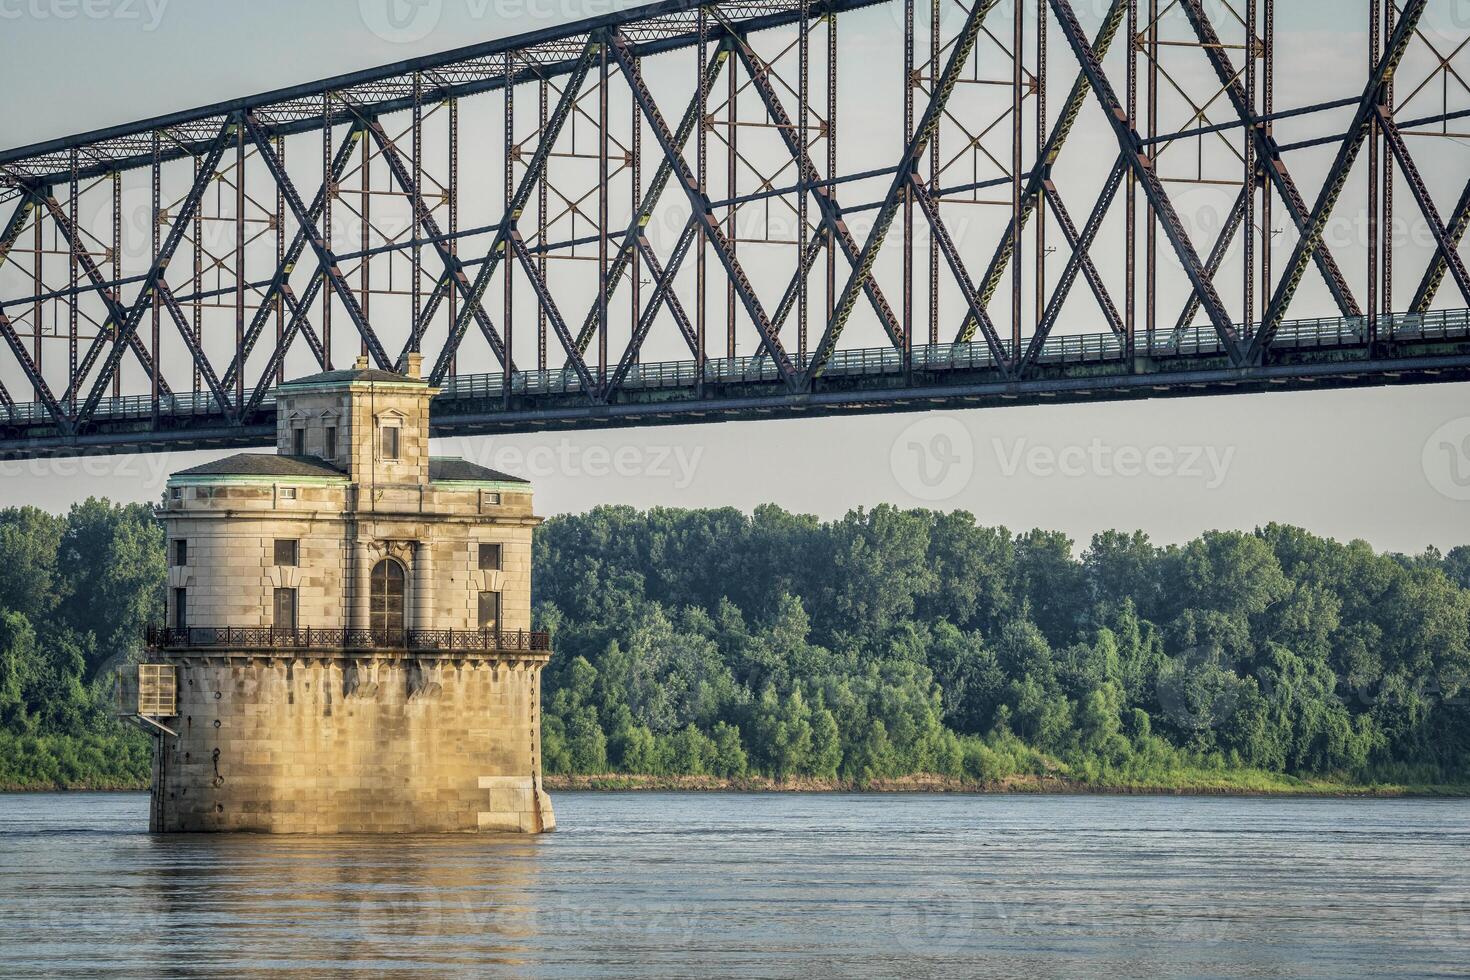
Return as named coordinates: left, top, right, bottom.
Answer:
left=145, top=625, right=551, bottom=654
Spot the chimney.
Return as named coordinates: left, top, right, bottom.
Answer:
left=405, top=352, right=424, bottom=379
left=353, top=355, right=370, bottom=370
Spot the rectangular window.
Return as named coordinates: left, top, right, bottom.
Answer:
left=478, top=542, right=503, bottom=571
left=173, top=588, right=187, bottom=630
left=291, top=427, right=306, bottom=456
left=273, top=587, right=298, bottom=630
left=274, top=539, right=299, bottom=567
left=381, top=426, right=400, bottom=460
left=171, top=539, right=187, bottom=567
left=483, top=491, right=501, bottom=506
left=279, top=487, right=297, bottom=501
left=478, top=591, right=502, bottom=631
left=323, top=426, right=337, bottom=460
left=170, top=487, right=182, bottom=501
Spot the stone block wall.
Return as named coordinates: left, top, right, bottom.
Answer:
left=153, top=655, right=554, bottom=833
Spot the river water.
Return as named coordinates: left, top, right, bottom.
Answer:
left=0, top=791, right=1466, bottom=977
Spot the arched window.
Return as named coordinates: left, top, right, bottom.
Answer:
left=370, top=558, right=406, bottom=638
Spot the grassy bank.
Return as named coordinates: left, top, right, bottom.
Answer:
left=543, top=772, right=1470, bottom=797
left=9, top=770, right=1465, bottom=797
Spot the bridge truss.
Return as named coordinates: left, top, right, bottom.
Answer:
left=0, top=0, right=1468, bottom=457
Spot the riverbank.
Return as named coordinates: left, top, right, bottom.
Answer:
left=543, top=772, right=1470, bottom=797
left=7, top=771, right=1467, bottom=797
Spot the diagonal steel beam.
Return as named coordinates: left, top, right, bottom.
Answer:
left=1252, top=0, right=1427, bottom=361
left=770, top=224, right=828, bottom=340
left=726, top=35, right=905, bottom=350
left=573, top=46, right=727, bottom=355
left=1174, top=184, right=1248, bottom=337
left=353, top=112, right=512, bottom=371
left=430, top=42, right=598, bottom=386
left=1021, top=160, right=1127, bottom=371
left=222, top=125, right=360, bottom=393
left=965, top=0, right=1128, bottom=343
left=35, top=190, right=172, bottom=401
left=0, top=306, right=68, bottom=432
left=507, top=231, right=598, bottom=396
left=243, top=113, right=392, bottom=372
left=0, top=195, right=34, bottom=268
left=1177, top=0, right=1362, bottom=320
left=604, top=219, right=703, bottom=399
left=1378, top=109, right=1470, bottom=307
left=806, top=0, right=1004, bottom=383
left=156, top=281, right=236, bottom=420
left=242, top=272, right=330, bottom=418
left=608, top=29, right=798, bottom=388
left=910, top=176, right=1013, bottom=373
left=76, top=121, right=234, bottom=424
left=1411, top=175, right=1470, bottom=313
left=634, top=226, right=700, bottom=357
left=1043, top=178, right=1124, bottom=338
left=1050, top=0, right=1242, bottom=364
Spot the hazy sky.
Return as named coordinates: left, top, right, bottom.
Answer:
left=2, top=0, right=1469, bottom=554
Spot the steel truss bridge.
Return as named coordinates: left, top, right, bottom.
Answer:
left=1, top=0, right=1468, bottom=458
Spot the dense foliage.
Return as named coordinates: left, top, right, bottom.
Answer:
left=536, top=506, right=1470, bottom=787
left=2, top=498, right=1467, bottom=790
left=0, top=500, right=162, bottom=787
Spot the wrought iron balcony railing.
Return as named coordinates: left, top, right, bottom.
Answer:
left=145, top=625, right=551, bottom=654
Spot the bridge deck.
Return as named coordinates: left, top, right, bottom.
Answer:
left=2, top=308, right=1467, bottom=458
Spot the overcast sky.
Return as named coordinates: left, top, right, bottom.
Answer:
left=2, top=0, right=1468, bottom=555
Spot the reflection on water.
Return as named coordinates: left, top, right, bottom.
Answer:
left=0, top=792, right=1467, bottom=977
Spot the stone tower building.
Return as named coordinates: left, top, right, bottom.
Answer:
left=141, top=356, right=554, bottom=833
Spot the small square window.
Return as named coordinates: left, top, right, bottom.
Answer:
left=483, top=491, right=501, bottom=506
left=291, top=427, right=306, bottom=456
left=381, top=426, right=400, bottom=460
left=478, top=543, right=502, bottom=571
left=323, top=426, right=337, bottom=460
left=171, top=539, right=188, bottom=567
left=274, top=539, right=299, bottom=567
left=279, top=487, right=297, bottom=501
left=169, top=487, right=182, bottom=501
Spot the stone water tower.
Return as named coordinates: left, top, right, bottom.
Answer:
left=136, top=355, right=555, bottom=833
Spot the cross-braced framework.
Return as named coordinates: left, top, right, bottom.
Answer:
left=1, top=0, right=1468, bottom=458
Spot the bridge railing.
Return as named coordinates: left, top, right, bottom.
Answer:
left=6, top=309, right=1468, bottom=427
left=145, top=625, right=551, bottom=654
